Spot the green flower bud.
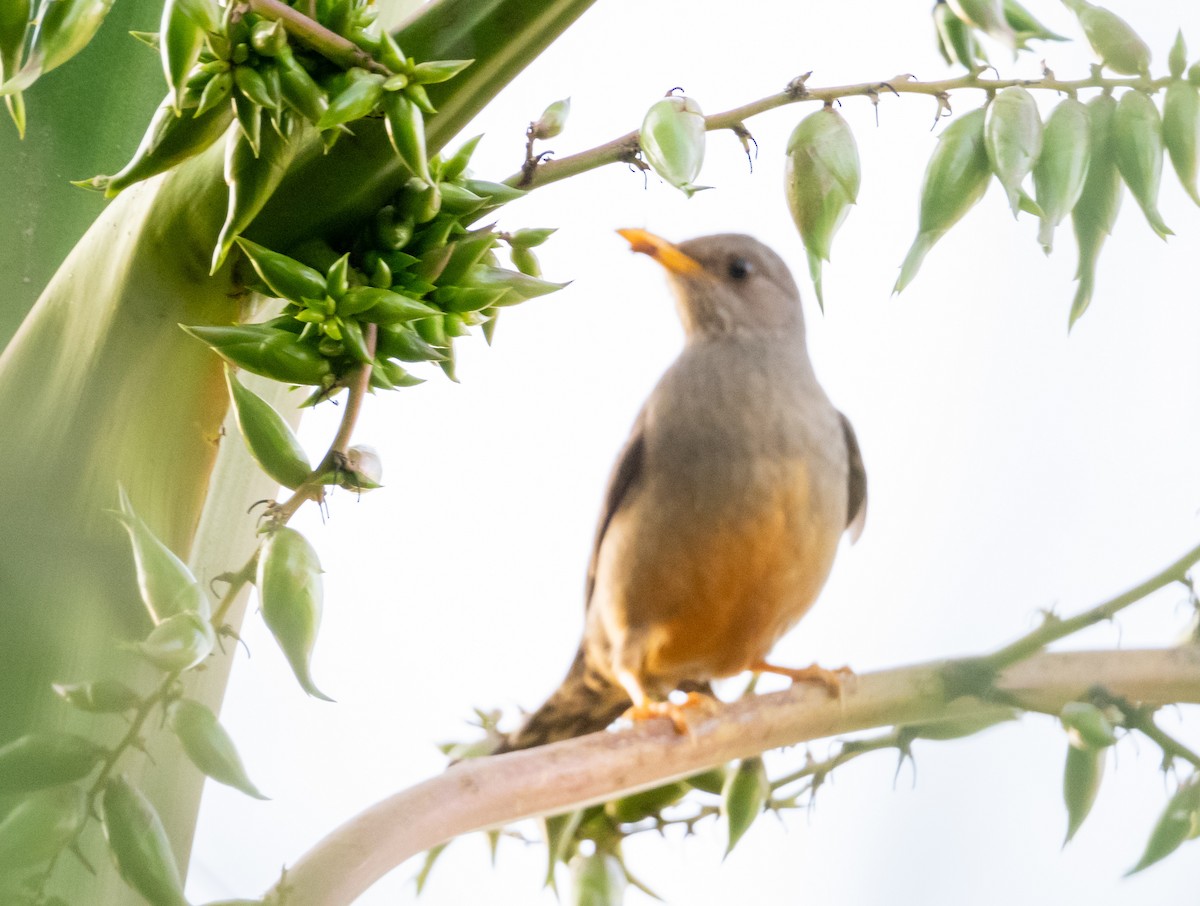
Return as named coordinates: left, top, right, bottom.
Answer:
left=569, top=851, right=626, bottom=906
left=605, top=781, right=689, bottom=824
left=507, top=227, right=557, bottom=249
left=785, top=106, right=860, bottom=308
left=346, top=287, right=439, bottom=323
left=195, top=69, right=234, bottom=117
left=722, top=756, right=768, bottom=855
left=370, top=357, right=425, bottom=389
left=640, top=94, right=708, bottom=197
left=1033, top=97, right=1092, bottom=253
left=161, top=0, right=205, bottom=114
left=384, top=90, right=434, bottom=185
left=1002, top=0, right=1067, bottom=44
left=88, top=93, right=233, bottom=197
left=233, top=64, right=279, bottom=110
left=52, top=679, right=141, bottom=714
left=464, top=264, right=569, bottom=305
left=101, top=776, right=188, bottom=906
left=317, top=67, right=385, bottom=129
left=934, top=1, right=987, bottom=70
left=232, top=91, right=261, bottom=156
left=276, top=45, right=328, bottom=125
left=1063, top=742, right=1104, bottom=843
left=895, top=107, right=990, bottom=292
left=113, top=485, right=209, bottom=622
left=410, top=58, right=473, bottom=85
left=213, top=112, right=296, bottom=272
left=1070, top=93, right=1124, bottom=326
left=462, top=177, right=526, bottom=208
left=439, top=133, right=483, bottom=182
left=257, top=527, right=332, bottom=700
left=1169, top=29, right=1187, bottom=81
left=1112, top=90, right=1171, bottom=239
left=1163, top=78, right=1200, bottom=205
left=510, top=246, right=541, bottom=277
left=0, top=786, right=87, bottom=872
left=376, top=324, right=444, bottom=362
left=1064, top=0, right=1151, bottom=75
left=226, top=369, right=311, bottom=490
left=947, top=0, right=1016, bottom=47
left=236, top=238, right=327, bottom=303
left=0, top=733, right=105, bottom=794
left=182, top=324, right=333, bottom=386
left=250, top=18, right=288, bottom=57
left=1127, top=774, right=1200, bottom=874
left=985, top=86, right=1043, bottom=217
left=1060, top=701, right=1118, bottom=749
left=169, top=699, right=268, bottom=799
left=137, top=610, right=216, bottom=672
left=437, top=180, right=487, bottom=215
left=531, top=97, right=570, bottom=140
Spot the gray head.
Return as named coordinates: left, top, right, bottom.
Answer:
left=618, top=230, right=805, bottom=339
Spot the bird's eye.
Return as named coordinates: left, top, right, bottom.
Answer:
left=727, top=257, right=752, bottom=280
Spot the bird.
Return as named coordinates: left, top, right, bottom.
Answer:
left=493, top=230, right=867, bottom=753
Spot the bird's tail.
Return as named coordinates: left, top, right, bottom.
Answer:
left=493, top=649, right=630, bottom=753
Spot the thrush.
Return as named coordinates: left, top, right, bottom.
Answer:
left=495, top=230, right=866, bottom=753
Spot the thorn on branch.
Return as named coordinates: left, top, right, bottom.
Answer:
left=931, top=91, right=953, bottom=130
left=731, top=122, right=758, bottom=172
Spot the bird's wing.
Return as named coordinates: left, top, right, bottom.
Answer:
left=839, top=410, right=868, bottom=543
left=584, top=410, right=647, bottom=608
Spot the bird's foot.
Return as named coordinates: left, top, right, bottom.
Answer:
left=751, top=661, right=855, bottom=697
left=623, top=691, right=719, bottom=736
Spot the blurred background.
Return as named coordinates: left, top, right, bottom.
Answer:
left=190, top=1, right=1200, bottom=902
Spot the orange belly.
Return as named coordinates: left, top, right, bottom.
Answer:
left=593, top=460, right=843, bottom=693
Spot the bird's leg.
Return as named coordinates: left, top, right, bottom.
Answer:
left=750, top=661, right=854, bottom=697
left=615, top=669, right=717, bottom=735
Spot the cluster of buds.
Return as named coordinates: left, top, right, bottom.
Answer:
left=894, top=19, right=1200, bottom=325
left=185, top=132, right=564, bottom=404
left=83, top=0, right=474, bottom=276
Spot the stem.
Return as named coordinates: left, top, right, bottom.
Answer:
left=268, top=325, right=378, bottom=525
left=1115, top=702, right=1200, bottom=771
left=268, top=647, right=1200, bottom=906
left=769, top=728, right=905, bottom=794
left=36, top=674, right=181, bottom=900
left=508, top=71, right=1171, bottom=190
left=244, top=0, right=391, bottom=74
left=982, top=542, right=1200, bottom=672
left=212, top=553, right=259, bottom=627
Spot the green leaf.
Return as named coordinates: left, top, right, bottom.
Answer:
left=101, top=776, right=189, bottom=906
left=113, top=485, right=210, bottom=622
left=168, top=699, right=268, bottom=799
left=0, top=733, right=106, bottom=794
left=721, top=756, right=768, bottom=856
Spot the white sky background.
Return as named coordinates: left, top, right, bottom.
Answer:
left=191, top=0, right=1200, bottom=903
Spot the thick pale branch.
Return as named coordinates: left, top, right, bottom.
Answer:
left=270, top=646, right=1200, bottom=906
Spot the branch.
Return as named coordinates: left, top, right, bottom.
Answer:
left=268, top=646, right=1200, bottom=906
left=508, top=71, right=1170, bottom=190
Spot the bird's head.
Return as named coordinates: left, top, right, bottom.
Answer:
left=618, top=229, right=805, bottom=339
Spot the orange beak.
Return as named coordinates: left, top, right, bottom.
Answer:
left=617, top=228, right=704, bottom=276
